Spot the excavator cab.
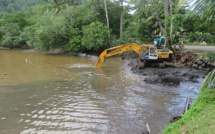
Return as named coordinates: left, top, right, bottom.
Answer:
left=140, top=46, right=158, bottom=60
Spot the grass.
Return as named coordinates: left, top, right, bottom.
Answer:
left=163, top=70, right=215, bottom=134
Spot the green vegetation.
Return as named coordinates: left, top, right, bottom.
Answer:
left=163, top=70, right=215, bottom=134
left=0, top=0, right=45, bottom=16
left=82, top=21, right=110, bottom=51
left=206, top=52, right=215, bottom=60
left=0, top=0, right=214, bottom=53
left=0, top=1, right=214, bottom=133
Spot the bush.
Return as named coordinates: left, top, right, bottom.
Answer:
left=21, top=14, right=71, bottom=50
left=0, top=13, right=29, bottom=48
left=64, top=28, right=83, bottom=53
left=0, top=23, right=22, bottom=47
left=82, top=21, right=110, bottom=51
left=188, top=32, right=215, bottom=44
left=206, top=52, right=215, bottom=60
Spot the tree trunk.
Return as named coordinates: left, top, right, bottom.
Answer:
left=120, top=0, right=123, bottom=39
left=151, top=0, right=174, bottom=54
left=104, top=0, right=109, bottom=29
left=156, top=15, right=174, bottom=52
left=164, top=0, right=169, bottom=48
left=169, top=0, right=173, bottom=46
left=104, top=0, right=110, bottom=38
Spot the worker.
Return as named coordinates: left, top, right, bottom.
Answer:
left=178, top=39, right=183, bottom=49
left=142, top=47, right=149, bottom=58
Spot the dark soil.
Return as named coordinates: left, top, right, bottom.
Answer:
left=127, top=59, right=209, bottom=86
left=123, top=51, right=213, bottom=133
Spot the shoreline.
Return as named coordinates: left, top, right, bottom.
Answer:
left=1, top=47, right=214, bottom=133
left=162, top=70, right=215, bottom=133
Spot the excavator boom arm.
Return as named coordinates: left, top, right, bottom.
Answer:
left=96, top=43, right=143, bottom=68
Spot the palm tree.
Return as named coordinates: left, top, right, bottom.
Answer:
left=189, top=0, right=215, bottom=21
left=120, top=0, right=123, bottom=39
left=42, top=0, right=64, bottom=15
left=42, top=0, right=83, bottom=15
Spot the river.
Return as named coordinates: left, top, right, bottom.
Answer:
left=0, top=49, right=204, bottom=134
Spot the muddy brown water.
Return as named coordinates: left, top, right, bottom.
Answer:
left=0, top=49, right=205, bottom=134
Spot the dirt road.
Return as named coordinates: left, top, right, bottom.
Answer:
left=185, top=45, right=215, bottom=52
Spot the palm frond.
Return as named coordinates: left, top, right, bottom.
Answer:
left=175, top=0, right=189, bottom=13
left=190, top=0, right=215, bottom=21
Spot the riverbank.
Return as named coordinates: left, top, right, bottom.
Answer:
left=163, top=70, right=215, bottom=133
left=125, top=51, right=214, bottom=133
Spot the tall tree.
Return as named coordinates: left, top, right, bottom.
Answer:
left=42, top=0, right=83, bottom=15
left=164, top=0, right=169, bottom=47
left=104, top=0, right=109, bottom=28
left=42, top=0, right=64, bottom=15
left=120, top=0, right=123, bottom=39
left=151, top=0, right=173, bottom=51
left=169, top=0, right=173, bottom=45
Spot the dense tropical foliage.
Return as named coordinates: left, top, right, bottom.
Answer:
left=0, top=0, right=214, bottom=53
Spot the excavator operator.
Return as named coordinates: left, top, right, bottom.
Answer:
left=142, top=47, right=149, bottom=58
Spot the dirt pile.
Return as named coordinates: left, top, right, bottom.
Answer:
left=128, top=59, right=208, bottom=86
left=125, top=50, right=212, bottom=86
left=179, top=51, right=197, bottom=66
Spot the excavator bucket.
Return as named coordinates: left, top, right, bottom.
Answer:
left=95, top=50, right=107, bottom=68
left=95, top=58, right=103, bottom=68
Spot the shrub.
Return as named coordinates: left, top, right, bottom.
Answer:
left=82, top=21, right=110, bottom=51
left=206, top=52, right=215, bottom=60
left=64, top=28, right=83, bottom=53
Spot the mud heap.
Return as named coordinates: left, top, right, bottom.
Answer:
left=129, top=60, right=208, bottom=86
left=127, top=51, right=212, bottom=86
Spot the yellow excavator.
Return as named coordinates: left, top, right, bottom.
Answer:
left=95, top=43, right=173, bottom=69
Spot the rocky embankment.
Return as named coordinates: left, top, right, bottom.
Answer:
left=179, top=51, right=214, bottom=71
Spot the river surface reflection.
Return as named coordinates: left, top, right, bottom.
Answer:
left=0, top=49, right=203, bottom=134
